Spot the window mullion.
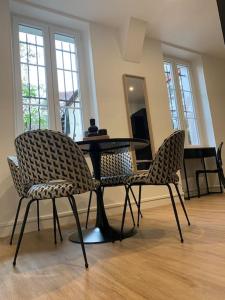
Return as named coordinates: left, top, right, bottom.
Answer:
left=172, top=62, right=188, bottom=142
left=44, top=25, right=57, bottom=130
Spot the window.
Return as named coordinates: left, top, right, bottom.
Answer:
left=164, top=60, right=200, bottom=145
left=19, top=25, right=48, bottom=131
left=14, top=18, right=83, bottom=140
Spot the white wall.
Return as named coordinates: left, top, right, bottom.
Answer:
left=202, top=55, right=225, bottom=151
left=0, top=0, right=18, bottom=236
left=192, top=56, right=215, bottom=147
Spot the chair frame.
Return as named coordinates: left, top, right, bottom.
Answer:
left=13, top=195, right=87, bottom=268
left=8, top=157, right=63, bottom=246
left=13, top=129, right=97, bottom=268
left=120, top=130, right=191, bottom=242
left=121, top=182, right=190, bottom=242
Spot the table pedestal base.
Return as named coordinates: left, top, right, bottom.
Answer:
left=69, top=226, right=137, bottom=244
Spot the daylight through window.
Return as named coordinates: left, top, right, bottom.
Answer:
left=164, top=60, right=199, bottom=145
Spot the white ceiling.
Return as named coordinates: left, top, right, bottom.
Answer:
left=17, top=0, right=225, bottom=58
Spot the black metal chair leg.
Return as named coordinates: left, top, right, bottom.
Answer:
left=137, top=185, right=142, bottom=227
left=85, top=191, right=93, bottom=229
left=37, top=200, right=40, bottom=232
left=68, top=195, right=88, bottom=269
left=52, top=198, right=57, bottom=245
left=127, top=191, right=135, bottom=227
left=174, top=184, right=191, bottom=226
left=10, top=197, right=24, bottom=245
left=130, top=186, right=143, bottom=218
left=120, top=187, right=129, bottom=240
left=218, top=171, right=223, bottom=193
left=13, top=198, right=36, bottom=266
left=196, top=172, right=200, bottom=198
left=54, top=202, right=63, bottom=242
left=167, top=184, right=184, bottom=243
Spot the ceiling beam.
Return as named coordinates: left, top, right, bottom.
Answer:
left=120, top=17, right=147, bottom=63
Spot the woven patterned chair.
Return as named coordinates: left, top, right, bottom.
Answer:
left=121, top=130, right=190, bottom=242
left=13, top=129, right=99, bottom=268
left=85, top=151, right=143, bottom=228
left=7, top=156, right=63, bottom=245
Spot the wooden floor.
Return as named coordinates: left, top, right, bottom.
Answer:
left=1, top=194, right=225, bottom=299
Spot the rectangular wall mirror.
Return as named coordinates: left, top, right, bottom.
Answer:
left=123, top=74, right=153, bottom=170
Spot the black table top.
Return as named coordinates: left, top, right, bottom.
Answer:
left=184, top=146, right=216, bottom=159
left=77, top=137, right=149, bottom=153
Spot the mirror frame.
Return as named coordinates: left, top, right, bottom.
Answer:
left=123, top=74, right=154, bottom=170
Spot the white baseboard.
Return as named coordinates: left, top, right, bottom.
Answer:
left=0, top=192, right=181, bottom=238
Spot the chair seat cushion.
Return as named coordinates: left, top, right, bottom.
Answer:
left=101, top=174, right=132, bottom=186
left=27, top=179, right=99, bottom=200
left=124, top=172, right=179, bottom=185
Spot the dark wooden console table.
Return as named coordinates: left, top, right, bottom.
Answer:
left=183, top=147, right=217, bottom=199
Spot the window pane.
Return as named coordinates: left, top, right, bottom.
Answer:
left=57, top=69, right=66, bottom=100
left=178, top=66, right=191, bottom=91
left=27, top=33, right=36, bottom=44
left=20, top=43, right=27, bottom=63
left=21, top=64, right=28, bottom=94
left=71, top=53, right=77, bottom=71
left=19, top=32, right=26, bottom=42
left=56, top=50, right=63, bottom=69
left=36, top=36, right=43, bottom=46
left=19, top=24, right=48, bottom=131
left=54, top=33, right=83, bottom=140
left=177, top=64, right=199, bottom=145
left=164, top=62, right=180, bottom=130
left=63, top=51, right=71, bottom=70
left=72, top=72, right=79, bottom=91
left=64, top=71, right=73, bottom=99
left=37, top=46, right=45, bottom=66
left=28, top=44, right=37, bottom=64
left=38, top=66, right=47, bottom=98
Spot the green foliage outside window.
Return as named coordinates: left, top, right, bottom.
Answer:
left=22, top=83, right=48, bottom=131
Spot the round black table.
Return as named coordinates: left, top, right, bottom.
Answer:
left=69, top=138, right=149, bottom=244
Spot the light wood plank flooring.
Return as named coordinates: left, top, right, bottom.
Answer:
left=1, top=194, right=225, bottom=300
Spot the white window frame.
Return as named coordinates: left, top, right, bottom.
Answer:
left=12, top=15, right=86, bottom=138
left=164, top=57, right=201, bottom=146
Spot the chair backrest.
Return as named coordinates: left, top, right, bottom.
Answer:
left=15, top=130, right=94, bottom=193
left=100, top=151, right=133, bottom=177
left=148, top=130, right=185, bottom=184
left=217, top=142, right=223, bottom=168
left=7, top=156, right=27, bottom=197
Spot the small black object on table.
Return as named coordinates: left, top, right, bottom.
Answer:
left=69, top=138, right=149, bottom=244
